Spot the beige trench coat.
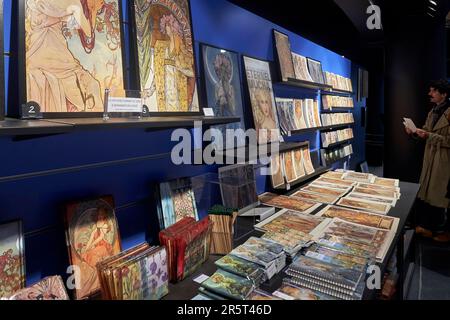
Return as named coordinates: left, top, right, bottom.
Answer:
left=418, top=106, right=450, bottom=208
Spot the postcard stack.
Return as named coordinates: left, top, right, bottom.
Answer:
left=321, top=113, right=354, bottom=126
left=270, top=146, right=316, bottom=188
left=230, top=237, right=286, bottom=280
left=159, top=216, right=212, bottom=283
left=208, top=206, right=238, bottom=255
left=253, top=209, right=329, bottom=258
left=321, top=144, right=353, bottom=165
left=323, top=72, right=353, bottom=92
left=322, top=96, right=354, bottom=110
left=214, top=254, right=267, bottom=286
left=97, top=243, right=169, bottom=300
left=259, top=193, right=322, bottom=214
left=276, top=98, right=322, bottom=134
left=321, top=128, right=354, bottom=147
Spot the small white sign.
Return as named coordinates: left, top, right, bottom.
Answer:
left=203, top=108, right=215, bottom=117
left=193, top=274, right=210, bottom=284
left=108, top=97, right=143, bottom=113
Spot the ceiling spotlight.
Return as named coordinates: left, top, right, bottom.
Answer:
left=428, top=6, right=436, bottom=11
left=429, top=0, right=437, bottom=6
left=427, top=12, right=435, bottom=18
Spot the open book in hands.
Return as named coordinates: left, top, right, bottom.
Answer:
left=403, top=118, right=418, bottom=133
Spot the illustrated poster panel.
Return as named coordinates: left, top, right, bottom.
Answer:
left=0, top=221, right=25, bottom=299
left=134, top=0, right=199, bottom=112
left=65, top=196, right=121, bottom=300
left=243, top=56, right=280, bottom=144
left=202, top=45, right=245, bottom=147
left=25, top=0, right=125, bottom=113
left=273, top=30, right=295, bottom=82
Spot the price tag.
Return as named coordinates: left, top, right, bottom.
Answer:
left=107, top=97, right=143, bottom=113
left=21, top=101, right=43, bottom=119
left=203, top=108, right=215, bottom=117
left=193, top=274, right=210, bottom=284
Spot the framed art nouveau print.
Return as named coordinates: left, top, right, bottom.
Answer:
left=201, top=43, right=246, bottom=148
left=273, top=30, right=295, bottom=82
left=131, top=0, right=200, bottom=115
left=64, top=196, right=121, bottom=300
left=0, top=220, right=25, bottom=299
left=243, top=55, right=280, bottom=145
left=15, top=0, right=127, bottom=118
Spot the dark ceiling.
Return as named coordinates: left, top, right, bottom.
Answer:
left=228, top=0, right=450, bottom=67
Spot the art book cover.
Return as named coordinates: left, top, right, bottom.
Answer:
left=262, top=230, right=312, bottom=256
left=301, top=185, right=348, bottom=198
left=215, top=255, right=266, bottom=285
left=356, top=182, right=401, bottom=195
left=346, top=192, right=397, bottom=207
left=302, top=147, right=316, bottom=175
left=230, top=240, right=284, bottom=267
left=373, top=177, right=400, bottom=188
left=342, top=171, right=375, bottom=184
left=259, top=193, right=321, bottom=214
left=273, top=282, right=333, bottom=300
left=292, top=149, right=306, bottom=180
left=321, top=171, right=345, bottom=180
left=293, top=99, right=307, bottom=129
left=159, top=178, right=199, bottom=229
left=274, top=30, right=296, bottom=82
left=0, top=220, right=25, bottom=299
left=353, top=187, right=399, bottom=201
left=291, top=190, right=339, bottom=204
left=292, top=53, right=313, bottom=82
left=336, top=198, right=391, bottom=216
left=312, top=218, right=395, bottom=262
left=9, top=276, right=69, bottom=300
left=315, top=205, right=399, bottom=232
left=64, top=196, right=121, bottom=300
left=248, top=289, right=282, bottom=300
left=305, top=245, right=370, bottom=272
left=283, top=151, right=298, bottom=183
left=287, top=255, right=364, bottom=291
left=315, top=177, right=356, bottom=188
left=317, top=235, right=378, bottom=259
left=134, top=0, right=199, bottom=112
left=254, top=209, right=327, bottom=235
left=270, top=154, right=285, bottom=188
left=309, top=181, right=352, bottom=193
left=243, top=56, right=280, bottom=144
left=201, top=269, right=254, bottom=300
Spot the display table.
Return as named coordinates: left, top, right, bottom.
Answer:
left=163, top=181, right=420, bottom=301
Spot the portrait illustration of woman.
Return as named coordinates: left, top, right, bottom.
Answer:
left=25, top=0, right=124, bottom=113
left=67, top=198, right=121, bottom=299
left=252, top=88, right=279, bottom=144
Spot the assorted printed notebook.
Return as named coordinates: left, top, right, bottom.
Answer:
left=9, top=276, right=69, bottom=300
left=97, top=243, right=169, bottom=300
left=159, top=217, right=212, bottom=283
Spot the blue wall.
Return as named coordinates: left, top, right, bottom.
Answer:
left=0, top=0, right=365, bottom=287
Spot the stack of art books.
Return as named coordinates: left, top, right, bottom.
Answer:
left=259, top=193, right=322, bottom=214
left=323, top=72, right=353, bottom=92
left=321, top=113, right=354, bottom=126
left=214, top=254, right=267, bottom=286
left=199, top=269, right=255, bottom=300
left=157, top=178, right=199, bottom=230
left=282, top=253, right=368, bottom=300
left=321, top=128, right=354, bottom=147
left=276, top=98, right=321, bottom=134
left=159, top=217, right=212, bottom=283
left=321, top=144, right=353, bottom=165
left=254, top=209, right=329, bottom=257
left=270, top=145, right=316, bottom=188
left=97, top=243, right=169, bottom=300
left=273, top=282, right=334, bottom=300
left=229, top=237, right=287, bottom=279
left=322, top=96, right=354, bottom=110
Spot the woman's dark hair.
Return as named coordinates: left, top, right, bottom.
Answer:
left=430, top=79, right=450, bottom=97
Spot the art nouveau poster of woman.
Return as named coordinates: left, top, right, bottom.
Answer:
left=66, top=198, right=121, bottom=300
left=135, top=0, right=199, bottom=112
left=25, top=0, right=124, bottom=113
